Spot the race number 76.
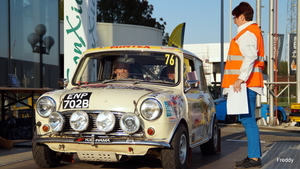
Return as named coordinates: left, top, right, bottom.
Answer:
left=165, top=54, right=175, bottom=65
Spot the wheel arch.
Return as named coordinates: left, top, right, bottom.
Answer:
left=168, top=119, right=189, bottom=145
left=208, top=114, right=218, bottom=140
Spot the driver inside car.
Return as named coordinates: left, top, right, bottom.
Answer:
left=167, top=65, right=175, bottom=81
left=113, top=62, right=130, bottom=80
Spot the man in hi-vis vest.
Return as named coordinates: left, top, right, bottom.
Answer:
left=221, top=2, right=264, bottom=169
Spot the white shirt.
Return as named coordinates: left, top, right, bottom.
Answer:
left=223, top=21, right=263, bottom=95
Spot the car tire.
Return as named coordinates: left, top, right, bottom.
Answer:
left=32, top=142, right=62, bottom=168
left=275, top=111, right=283, bottom=125
left=161, top=124, right=189, bottom=169
left=200, top=118, right=219, bottom=155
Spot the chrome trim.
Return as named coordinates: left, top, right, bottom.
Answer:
left=58, top=78, right=69, bottom=89
left=33, top=137, right=171, bottom=148
left=91, top=134, right=95, bottom=146
left=62, top=131, right=144, bottom=137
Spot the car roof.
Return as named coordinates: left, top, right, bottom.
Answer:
left=83, top=45, right=202, bottom=62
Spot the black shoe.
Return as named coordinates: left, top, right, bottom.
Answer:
left=235, top=157, right=249, bottom=165
left=234, top=158, right=261, bottom=168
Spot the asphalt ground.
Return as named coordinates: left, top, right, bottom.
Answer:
left=0, top=122, right=300, bottom=169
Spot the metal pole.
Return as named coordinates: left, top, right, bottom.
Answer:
left=297, top=0, right=300, bottom=103
left=229, top=0, right=232, bottom=40
left=274, top=0, right=279, bottom=125
left=256, top=0, right=263, bottom=125
left=256, top=0, right=261, bottom=27
left=39, top=37, right=43, bottom=88
left=268, top=0, right=274, bottom=125
left=220, top=0, right=224, bottom=96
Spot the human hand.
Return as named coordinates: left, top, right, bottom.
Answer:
left=233, top=79, right=244, bottom=92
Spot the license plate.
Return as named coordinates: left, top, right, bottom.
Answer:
left=63, top=92, right=92, bottom=109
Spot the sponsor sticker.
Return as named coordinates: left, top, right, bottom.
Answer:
left=85, top=138, right=110, bottom=143
left=164, top=101, right=173, bottom=117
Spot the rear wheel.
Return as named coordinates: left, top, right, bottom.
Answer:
left=161, top=124, right=189, bottom=169
left=275, top=111, right=283, bottom=125
left=200, top=118, right=219, bottom=155
left=32, top=142, right=62, bottom=168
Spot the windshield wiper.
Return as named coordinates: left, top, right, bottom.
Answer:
left=102, top=79, right=117, bottom=84
left=102, top=78, right=135, bottom=84
left=136, top=79, right=174, bottom=84
left=132, top=79, right=150, bottom=84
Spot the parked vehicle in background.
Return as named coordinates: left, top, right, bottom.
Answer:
left=214, top=97, right=287, bottom=124
left=289, top=103, right=300, bottom=122
left=32, top=45, right=219, bottom=169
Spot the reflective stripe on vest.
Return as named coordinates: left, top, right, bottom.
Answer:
left=227, top=55, right=264, bottom=62
left=224, top=67, right=262, bottom=75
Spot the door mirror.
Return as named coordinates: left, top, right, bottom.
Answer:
left=58, top=78, right=69, bottom=89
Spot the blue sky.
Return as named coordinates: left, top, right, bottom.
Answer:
left=150, top=0, right=288, bottom=45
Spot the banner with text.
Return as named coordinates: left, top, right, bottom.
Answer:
left=289, top=33, right=297, bottom=75
left=273, top=34, right=284, bottom=71
left=64, top=0, right=98, bottom=80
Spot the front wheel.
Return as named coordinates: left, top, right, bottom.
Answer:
left=200, top=117, right=219, bottom=155
left=161, top=124, right=189, bottom=169
left=32, top=142, right=62, bottom=168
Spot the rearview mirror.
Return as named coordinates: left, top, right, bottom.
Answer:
left=117, top=55, right=135, bottom=64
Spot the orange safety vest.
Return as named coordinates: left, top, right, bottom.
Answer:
left=221, top=23, right=265, bottom=88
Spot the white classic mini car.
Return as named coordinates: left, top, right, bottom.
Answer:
left=32, top=45, right=219, bottom=169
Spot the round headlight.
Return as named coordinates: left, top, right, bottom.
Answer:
left=96, top=111, right=116, bottom=132
left=69, top=111, right=89, bottom=131
left=36, top=96, right=56, bottom=117
left=48, top=112, right=65, bottom=132
left=140, top=99, right=162, bottom=121
left=119, top=113, right=140, bottom=134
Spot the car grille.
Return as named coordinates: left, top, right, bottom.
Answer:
left=60, top=110, right=143, bottom=137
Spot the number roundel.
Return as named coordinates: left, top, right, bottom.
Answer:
left=165, top=54, right=175, bottom=65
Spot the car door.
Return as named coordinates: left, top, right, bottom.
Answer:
left=183, top=56, right=210, bottom=143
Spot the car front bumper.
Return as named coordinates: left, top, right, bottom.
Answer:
left=33, top=135, right=171, bottom=157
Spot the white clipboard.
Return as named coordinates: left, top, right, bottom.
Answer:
left=226, top=83, right=249, bottom=115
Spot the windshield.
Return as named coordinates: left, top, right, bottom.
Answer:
left=73, top=51, right=180, bottom=85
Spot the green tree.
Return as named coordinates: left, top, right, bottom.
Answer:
left=278, top=61, right=288, bottom=75
left=162, top=33, right=169, bottom=46
left=97, top=0, right=167, bottom=44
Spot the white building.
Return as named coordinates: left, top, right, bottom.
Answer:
left=184, top=43, right=229, bottom=85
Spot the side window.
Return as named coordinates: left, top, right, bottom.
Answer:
left=183, top=57, right=195, bottom=89
left=198, top=65, right=208, bottom=91
left=194, top=59, right=208, bottom=91
left=184, top=56, right=208, bottom=91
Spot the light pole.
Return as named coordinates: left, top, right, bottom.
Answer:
left=27, top=24, right=54, bottom=88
